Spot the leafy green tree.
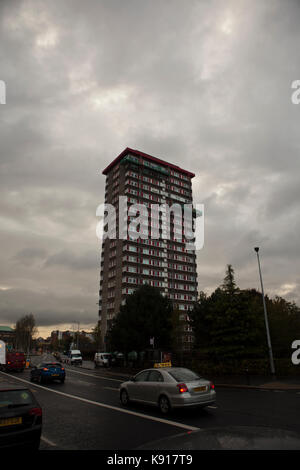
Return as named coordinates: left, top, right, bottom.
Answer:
left=267, top=296, right=300, bottom=359
left=190, top=272, right=266, bottom=362
left=190, top=265, right=300, bottom=373
left=61, top=335, right=73, bottom=353
left=107, top=285, right=173, bottom=353
left=170, top=307, right=185, bottom=352
left=92, top=321, right=102, bottom=351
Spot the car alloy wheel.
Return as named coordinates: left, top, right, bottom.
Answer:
left=159, top=395, right=170, bottom=414
left=120, top=389, right=129, bottom=406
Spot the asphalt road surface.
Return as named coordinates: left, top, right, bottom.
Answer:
left=1, top=355, right=300, bottom=450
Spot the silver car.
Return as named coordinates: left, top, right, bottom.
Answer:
left=119, top=367, right=216, bottom=414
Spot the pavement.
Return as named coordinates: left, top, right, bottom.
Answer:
left=137, top=426, right=300, bottom=450
left=78, top=360, right=300, bottom=391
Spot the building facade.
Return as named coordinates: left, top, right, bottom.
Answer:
left=0, top=326, right=15, bottom=349
left=99, top=148, right=198, bottom=349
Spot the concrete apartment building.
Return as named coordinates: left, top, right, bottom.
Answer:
left=99, top=148, right=198, bottom=349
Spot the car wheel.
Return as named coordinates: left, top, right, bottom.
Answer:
left=60, top=378, right=65, bottom=383
left=38, top=375, right=44, bottom=384
left=159, top=395, right=171, bottom=415
left=120, top=389, right=130, bottom=406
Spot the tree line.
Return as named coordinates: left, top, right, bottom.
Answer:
left=190, top=265, right=300, bottom=365
left=107, top=265, right=300, bottom=374
left=10, top=265, right=300, bottom=374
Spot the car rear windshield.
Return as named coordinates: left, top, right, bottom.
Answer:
left=168, top=368, right=202, bottom=382
left=44, top=363, right=62, bottom=368
left=0, top=389, right=34, bottom=408
left=71, top=354, right=81, bottom=358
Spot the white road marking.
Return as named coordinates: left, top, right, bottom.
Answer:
left=41, top=436, right=57, bottom=447
left=65, top=368, right=123, bottom=383
left=0, top=371, right=199, bottom=432
left=103, top=387, right=119, bottom=391
left=65, top=377, right=96, bottom=386
left=207, top=405, right=217, bottom=409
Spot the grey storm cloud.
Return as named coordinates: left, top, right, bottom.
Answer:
left=0, top=287, right=95, bottom=328
left=0, top=0, right=300, bottom=334
left=44, top=249, right=99, bottom=271
left=13, top=247, right=48, bottom=266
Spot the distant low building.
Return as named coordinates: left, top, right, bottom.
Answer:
left=0, top=326, right=15, bottom=349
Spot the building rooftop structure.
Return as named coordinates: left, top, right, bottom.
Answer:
left=102, top=147, right=195, bottom=178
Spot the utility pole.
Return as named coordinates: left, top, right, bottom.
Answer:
left=254, top=247, right=276, bottom=377
left=75, top=322, right=80, bottom=349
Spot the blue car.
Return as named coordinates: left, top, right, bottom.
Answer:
left=30, top=362, right=65, bottom=384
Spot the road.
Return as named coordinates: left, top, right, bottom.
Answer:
left=1, top=357, right=300, bottom=450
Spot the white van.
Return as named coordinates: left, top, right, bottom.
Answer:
left=67, top=350, right=82, bottom=366
left=94, top=352, right=112, bottom=368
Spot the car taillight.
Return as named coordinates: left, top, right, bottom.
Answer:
left=29, top=407, right=42, bottom=417
left=177, top=383, right=188, bottom=393
left=210, top=382, right=215, bottom=390
left=7, top=361, right=10, bottom=365
left=43, top=368, right=48, bottom=371
left=61, top=367, right=65, bottom=371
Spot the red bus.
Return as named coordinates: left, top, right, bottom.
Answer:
left=5, top=351, right=26, bottom=372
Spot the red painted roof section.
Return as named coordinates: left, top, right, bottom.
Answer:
left=102, top=147, right=195, bottom=178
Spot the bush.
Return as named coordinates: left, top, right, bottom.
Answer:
left=171, top=349, right=300, bottom=377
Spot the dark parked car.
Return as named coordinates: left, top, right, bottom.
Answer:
left=0, top=383, right=42, bottom=450
left=30, top=362, right=65, bottom=384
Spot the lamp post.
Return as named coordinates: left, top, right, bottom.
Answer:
left=254, top=247, right=276, bottom=377
left=74, top=322, right=80, bottom=349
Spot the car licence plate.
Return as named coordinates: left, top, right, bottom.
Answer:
left=51, top=374, right=59, bottom=376
left=0, top=417, right=22, bottom=427
left=193, top=386, right=207, bottom=392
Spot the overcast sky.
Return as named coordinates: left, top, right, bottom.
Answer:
left=0, top=0, right=299, bottom=338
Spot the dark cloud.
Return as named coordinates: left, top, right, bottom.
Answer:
left=44, top=249, right=99, bottom=271
left=0, top=287, right=96, bottom=328
left=13, top=247, right=48, bottom=266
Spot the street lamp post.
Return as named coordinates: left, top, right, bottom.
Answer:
left=76, top=322, right=80, bottom=349
left=254, top=247, right=276, bottom=377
